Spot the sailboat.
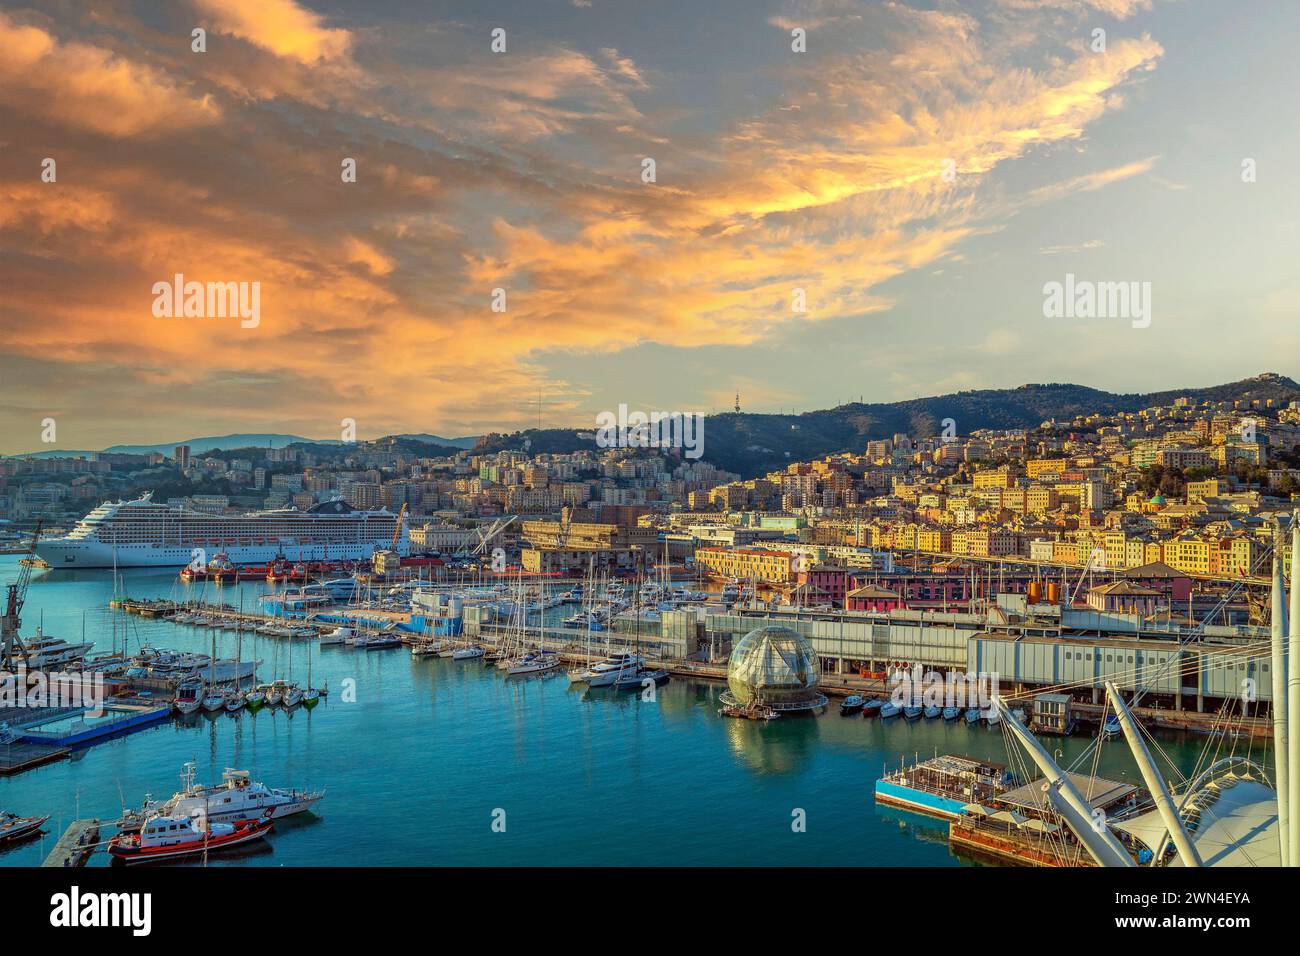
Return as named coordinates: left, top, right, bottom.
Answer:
left=281, top=637, right=304, bottom=707
left=302, top=641, right=321, bottom=708
left=201, top=632, right=225, bottom=712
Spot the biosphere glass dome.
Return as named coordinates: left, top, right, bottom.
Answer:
left=723, top=625, right=827, bottom=711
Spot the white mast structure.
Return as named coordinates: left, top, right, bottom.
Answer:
left=994, top=697, right=1134, bottom=868
left=994, top=513, right=1300, bottom=867
left=1273, top=520, right=1290, bottom=866
left=1104, top=681, right=1201, bottom=867
left=1289, top=511, right=1300, bottom=868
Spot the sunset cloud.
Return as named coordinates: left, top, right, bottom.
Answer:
left=0, top=11, right=219, bottom=137
left=0, top=0, right=1179, bottom=452
left=192, top=0, right=352, bottom=64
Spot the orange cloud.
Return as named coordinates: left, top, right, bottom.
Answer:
left=0, top=11, right=220, bottom=137
left=0, top=1, right=1169, bottom=451
left=193, top=0, right=352, bottom=64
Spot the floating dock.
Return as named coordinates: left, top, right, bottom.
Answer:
left=42, top=819, right=101, bottom=867
left=874, top=753, right=1013, bottom=820
left=0, top=741, right=70, bottom=775
left=15, top=704, right=171, bottom=748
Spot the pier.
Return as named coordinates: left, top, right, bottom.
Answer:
left=41, top=819, right=101, bottom=867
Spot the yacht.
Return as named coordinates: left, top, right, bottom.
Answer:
left=581, top=653, right=646, bottom=687
left=452, top=644, right=485, bottom=660
left=12, top=635, right=94, bottom=669
left=201, top=688, right=227, bottom=713
left=319, top=626, right=354, bottom=647
left=280, top=682, right=304, bottom=708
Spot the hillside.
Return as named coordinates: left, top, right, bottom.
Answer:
left=471, top=373, right=1300, bottom=478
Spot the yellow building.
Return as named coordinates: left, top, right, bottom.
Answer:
left=694, top=547, right=795, bottom=584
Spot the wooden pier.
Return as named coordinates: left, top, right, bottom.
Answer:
left=42, top=819, right=101, bottom=867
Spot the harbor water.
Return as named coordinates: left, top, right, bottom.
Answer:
left=1, top=556, right=1217, bottom=867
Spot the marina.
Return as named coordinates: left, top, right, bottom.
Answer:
left=0, top=554, right=1245, bottom=868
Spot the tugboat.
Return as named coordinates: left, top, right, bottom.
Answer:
left=0, top=811, right=50, bottom=847
left=840, top=695, right=865, bottom=716
left=109, top=813, right=273, bottom=864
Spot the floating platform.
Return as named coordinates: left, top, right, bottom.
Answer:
left=0, top=741, right=70, bottom=775
left=874, top=754, right=1013, bottom=820
left=42, top=819, right=101, bottom=867
left=15, top=704, right=171, bottom=748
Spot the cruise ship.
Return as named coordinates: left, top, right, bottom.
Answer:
left=35, top=494, right=408, bottom=569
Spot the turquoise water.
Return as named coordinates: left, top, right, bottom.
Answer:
left=0, top=556, right=1212, bottom=867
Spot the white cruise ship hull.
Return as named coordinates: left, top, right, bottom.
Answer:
left=35, top=538, right=393, bottom=570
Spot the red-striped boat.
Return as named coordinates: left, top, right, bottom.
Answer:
left=109, top=813, right=273, bottom=864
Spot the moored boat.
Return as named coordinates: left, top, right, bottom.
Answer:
left=0, top=811, right=49, bottom=846
left=880, top=701, right=902, bottom=719
left=923, top=704, right=942, bottom=719
left=861, top=698, right=883, bottom=718
left=903, top=704, right=922, bottom=720
left=840, top=695, right=865, bottom=716
left=942, top=706, right=960, bottom=721
left=109, top=813, right=273, bottom=864
left=173, top=677, right=205, bottom=715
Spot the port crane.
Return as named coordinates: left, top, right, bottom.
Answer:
left=391, top=502, right=408, bottom=552
left=1, top=519, right=43, bottom=669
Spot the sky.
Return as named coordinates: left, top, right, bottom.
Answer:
left=1, top=0, right=1298, bottom=454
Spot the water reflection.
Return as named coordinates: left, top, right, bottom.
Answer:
left=723, top=710, right=821, bottom=775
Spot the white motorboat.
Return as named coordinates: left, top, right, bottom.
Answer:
left=173, top=677, right=205, bottom=715
left=319, top=626, right=354, bottom=646
left=281, top=683, right=304, bottom=708
left=582, top=653, right=646, bottom=687
left=13, top=635, right=94, bottom=669
left=452, top=645, right=485, bottom=660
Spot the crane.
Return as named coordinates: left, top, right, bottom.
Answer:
left=391, top=502, right=408, bottom=552
left=2, top=519, right=43, bottom=669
